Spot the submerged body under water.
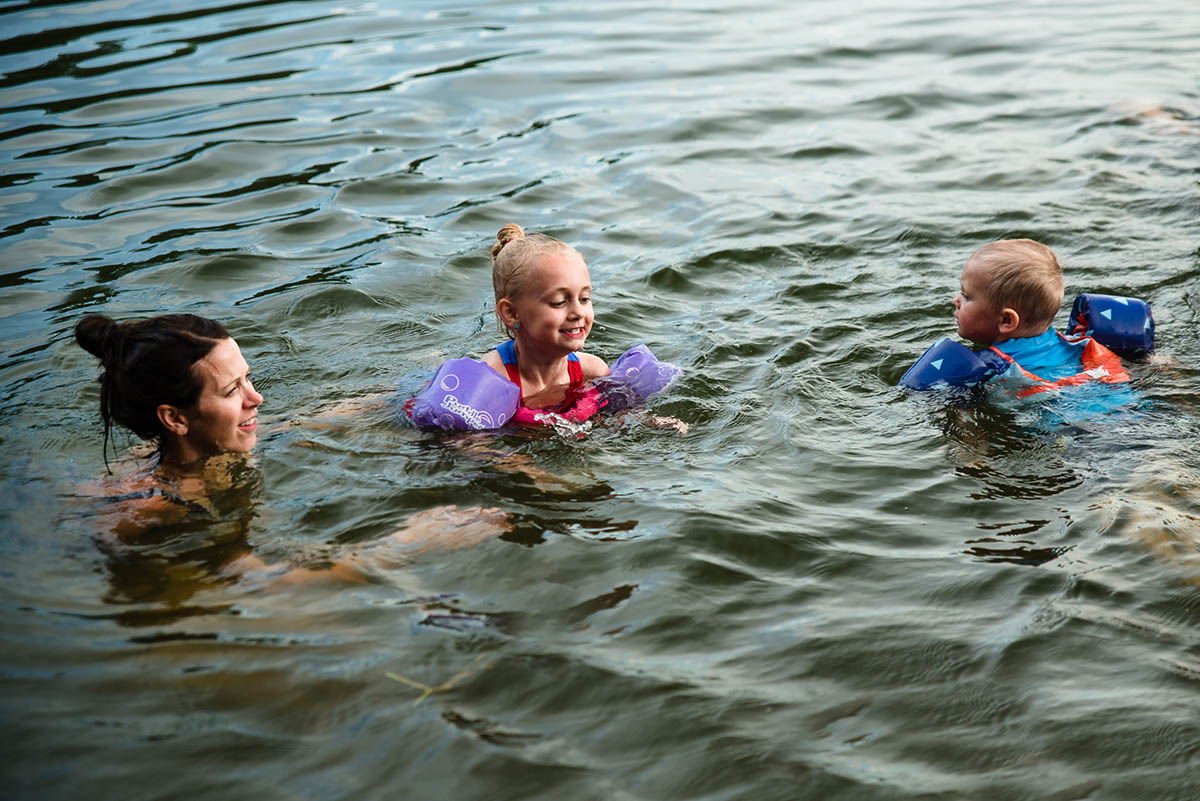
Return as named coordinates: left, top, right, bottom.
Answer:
left=2, top=0, right=1200, bottom=799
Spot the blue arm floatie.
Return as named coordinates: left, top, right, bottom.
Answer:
left=898, top=338, right=1010, bottom=390
left=406, top=358, right=519, bottom=430
left=1067, top=293, right=1154, bottom=360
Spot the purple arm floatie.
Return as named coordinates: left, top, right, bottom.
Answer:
left=594, top=343, right=682, bottom=411
left=406, top=358, right=519, bottom=431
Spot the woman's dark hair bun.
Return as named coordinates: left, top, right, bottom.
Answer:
left=74, top=314, right=119, bottom=361
left=74, top=312, right=231, bottom=469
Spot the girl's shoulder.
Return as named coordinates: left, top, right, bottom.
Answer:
left=481, top=348, right=509, bottom=379
left=577, top=351, right=609, bottom=380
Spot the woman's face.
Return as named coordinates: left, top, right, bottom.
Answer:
left=179, top=338, right=263, bottom=458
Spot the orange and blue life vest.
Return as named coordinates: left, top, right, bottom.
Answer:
left=988, top=330, right=1129, bottom=398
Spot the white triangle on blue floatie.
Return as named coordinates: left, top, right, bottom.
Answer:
left=931, top=359, right=944, bottom=371
left=1145, top=319, right=1152, bottom=329
left=1115, top=297, right=1129, bottom=305
left=1101, top=309, right=1112, bottom=320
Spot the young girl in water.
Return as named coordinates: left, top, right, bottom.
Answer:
left=481, top=224, right=611, bottom=421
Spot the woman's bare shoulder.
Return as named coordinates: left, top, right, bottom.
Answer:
left=79, top=471, right=188, bottom=541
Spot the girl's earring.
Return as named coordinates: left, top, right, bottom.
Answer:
left=514, top=322, right=520, bottom=331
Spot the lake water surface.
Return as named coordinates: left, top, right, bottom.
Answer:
left=2, top=1, right=1199, bottom=799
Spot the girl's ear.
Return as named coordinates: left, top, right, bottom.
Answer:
left=496, top=298, right=518, bottom=329
left=157, top=404, right=189, bottom=437
left=997, top=307, right=1021, bottom=336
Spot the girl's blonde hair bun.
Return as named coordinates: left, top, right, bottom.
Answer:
left=490, top=223, right=526, bottom=263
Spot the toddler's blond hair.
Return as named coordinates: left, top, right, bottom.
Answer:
left=966, top=239, right=1064, bottom=332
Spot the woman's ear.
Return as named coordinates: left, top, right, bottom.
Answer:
left=496, top=298, right=518, bottom=330
left=157, top=404, right=189, bottom=437
left=997, top=307, right=1021, bottom=336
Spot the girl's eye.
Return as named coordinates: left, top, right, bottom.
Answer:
left=550, top=300, right=566, bottom=307
left=581, top=296, right=591, bottom=304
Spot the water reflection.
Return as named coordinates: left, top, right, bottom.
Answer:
left=414, top=581, right=637, bottom=637
left=936, top=390, right=1200, bottom=573
left=80, top=454, right=263, bottom=611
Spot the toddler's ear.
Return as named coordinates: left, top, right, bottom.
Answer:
left=997, top=307, right=1021, bottom=336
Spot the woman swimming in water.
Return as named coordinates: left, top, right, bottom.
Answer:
left=75, top=313, right=263, bottom=528
left=74, top=313, right=506, bottom=580
left=481, top=224, right=611, bottom=422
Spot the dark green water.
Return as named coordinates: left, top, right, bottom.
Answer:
left=2, top=1, right=1199, bottom=799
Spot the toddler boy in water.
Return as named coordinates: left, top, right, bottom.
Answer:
left=952, top=239, right=1127, bottom=390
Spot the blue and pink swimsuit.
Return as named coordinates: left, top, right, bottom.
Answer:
left=494, top=340, right=604, bottom=425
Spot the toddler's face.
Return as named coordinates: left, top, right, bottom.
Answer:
left=953, top=262, right=1002, bottom=346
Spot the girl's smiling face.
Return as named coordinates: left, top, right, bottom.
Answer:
left=507, top=251, right=594, bottom=353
